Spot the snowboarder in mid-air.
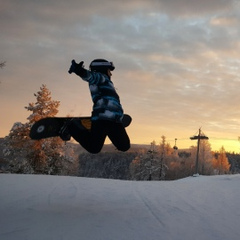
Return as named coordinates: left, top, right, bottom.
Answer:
left=59, top=59, right=131, bottom=153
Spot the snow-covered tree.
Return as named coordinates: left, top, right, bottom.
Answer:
left=157, top=136, right=171, bottom=179
left=189, top=140, right=214, bottom=175
left=25, top=84, right=60, bottom=122
left=130, top=139, right=168, bottom=181
left=4, top=84, right=77, bottom=175
left=213, top=146, right=230, bottom=174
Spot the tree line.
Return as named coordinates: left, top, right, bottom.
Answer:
left=78, top=137, right=232, bottom=180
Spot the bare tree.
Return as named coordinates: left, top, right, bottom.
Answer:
left=0, top=61, right=6, bottom=68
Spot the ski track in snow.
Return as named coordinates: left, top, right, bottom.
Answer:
left=0, top=174, right=240, bottom=240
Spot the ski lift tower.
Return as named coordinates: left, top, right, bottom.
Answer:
left=190, top=128, right=209, bottom=176
left=173, top=138, right=178, bottom=150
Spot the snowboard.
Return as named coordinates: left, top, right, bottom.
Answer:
left=29, top=114, right=132, bottom=140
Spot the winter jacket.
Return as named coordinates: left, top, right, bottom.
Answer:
left=81, top=70, right=124, bottom=122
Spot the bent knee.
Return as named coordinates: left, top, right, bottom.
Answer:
left=117, top=143, right=131, bottom=152
left=88, top=148, right=102, bottom=154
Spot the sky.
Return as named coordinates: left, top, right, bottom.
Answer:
left=1, top=0, right=240, bottom=152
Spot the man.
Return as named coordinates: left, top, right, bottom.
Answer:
left=59, top=59, right=130, bottom=154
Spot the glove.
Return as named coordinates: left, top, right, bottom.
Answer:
left=68, top=60, right=85, bottom=76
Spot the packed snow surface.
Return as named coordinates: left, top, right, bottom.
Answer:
left=1, top=174, right=240, bottom=240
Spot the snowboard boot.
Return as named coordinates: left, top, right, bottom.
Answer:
left=59, top=119, right=73, bottom=141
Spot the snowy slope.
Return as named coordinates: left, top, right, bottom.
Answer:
left=0, top=174, right=240, bottom=240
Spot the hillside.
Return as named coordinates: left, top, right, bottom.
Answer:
left=1, top=174, right=240, bottom=240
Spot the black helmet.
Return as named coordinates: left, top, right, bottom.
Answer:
left=89, top=59, right=115, bottom=74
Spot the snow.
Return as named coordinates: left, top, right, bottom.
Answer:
left=1, top=174, right=240, bottom=240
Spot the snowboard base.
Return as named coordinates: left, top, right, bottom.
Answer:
left=30, top=114, right=132, bottom=140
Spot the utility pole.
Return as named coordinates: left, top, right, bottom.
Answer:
left=190, top=128, right=209, bottom=175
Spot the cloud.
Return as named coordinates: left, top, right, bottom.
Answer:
left=153, top=0, right=237, bottom=17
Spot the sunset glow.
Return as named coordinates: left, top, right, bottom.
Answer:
left=1, top=0, right=240, bottom=153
